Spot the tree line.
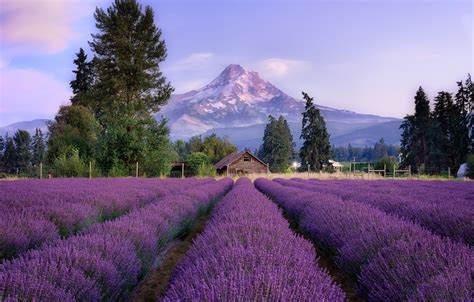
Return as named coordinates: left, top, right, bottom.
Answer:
left=0, top=129, right=46, bottom=175
left=259, top=92, right=332, bottom=173
left=332, top=139, right=399, bottom=163
left=400, top=75, right=473, bottom=175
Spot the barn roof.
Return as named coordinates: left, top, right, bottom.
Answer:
left=214, top=151, right=267, bottom=170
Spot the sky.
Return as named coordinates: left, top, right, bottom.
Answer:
left=0, top=0, right=472, bottom=126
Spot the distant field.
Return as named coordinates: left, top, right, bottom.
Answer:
left=0, top=177, right=472, bottom=301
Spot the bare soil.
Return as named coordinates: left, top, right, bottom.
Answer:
left=281, top=211, right=367, bottom=302
left=129, top=210, right=211, bottom=302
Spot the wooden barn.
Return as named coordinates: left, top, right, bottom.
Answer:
left=214, top=151, right=269, bottom=176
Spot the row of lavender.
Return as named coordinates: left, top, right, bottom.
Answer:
left=0, top=178, right=211, bottom=260
left=285, top=178, right=473, bottom=245
left=308, top=179, right=474, bottom=207
left=163, top=178, right=345, bottom=301
left=0, top=178, right=233, bottom=301
left=255, top=179, right=473, bottom=301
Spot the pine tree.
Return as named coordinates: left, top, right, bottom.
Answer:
left=452, top=76, right=471, bottom=168
left=399, top=87, right=431, bottom=171
left=299, top=92, right=331, bottom=172
left=3, top=135, right=16, bottom=174
left=88, top=0, right=174, bottom=172
left=429, top=91, right=457, bottom=171
left=373, top=138, right=388, bottom=160
left=70, top=48, right=94, bottom=108
left=31, top=128, right=46, bottom=165
left=260, top=115, right=295, bottom=172
left=89, top=0, right=173, bottom=120
left=12, top=130, right=32, bottom=171
left=412, top=87, right=431, bottom=168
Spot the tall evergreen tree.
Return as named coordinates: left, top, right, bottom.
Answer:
left=260, top=115, right=295, bottom=172
left=400, top=87, right=431, bottom=171
left=299, top=92, right=331, bottom=172
left=89, top=0, right=173, bottom=121
left=412, top=87, right=431, bottom=168
left=12, top=130, right=32, bottom=171
left=373, top=138, right=388, bottom=160
left=429, top=91, right=457, bottom=170
left=70, top=48, right=94, bottom=108
left=88, top=0, right=174, bottom=173
left=3, top=135, right=16, bottom=174
left=452, top=76, right=471, bottom=168
left=31, top=128, right=46, bottom=165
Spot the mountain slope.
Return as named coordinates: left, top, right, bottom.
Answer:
left=0, top=119, right=49, bottom=137
left=160, top=64, right=401, bottom=147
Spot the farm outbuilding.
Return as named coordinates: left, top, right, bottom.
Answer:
left=214, top=151, right=269, bottom=176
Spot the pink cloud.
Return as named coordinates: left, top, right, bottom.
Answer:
left=0, top=0, right=92, bottom=53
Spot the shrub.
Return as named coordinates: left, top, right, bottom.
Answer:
left=187, top=152, right=210, bottom=176
left=196, top=163, right=216, bottom=177
left=53, top=149, right=85, bottom=177
left=107, top=163, right=129, bottom=177
left=374, top=156, right=398, bottom=176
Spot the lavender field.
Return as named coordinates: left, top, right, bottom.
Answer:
left=0, top=177, right=473, bottom=301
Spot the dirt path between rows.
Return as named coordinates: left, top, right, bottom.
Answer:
left=281, top=211, right=367, bottom=302
left=129, top=210, right=212, bottom=302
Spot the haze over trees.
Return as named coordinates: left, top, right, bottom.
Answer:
left=332, top=139, right=399, bottom=163
left=400, top=75, right=473, bottom=174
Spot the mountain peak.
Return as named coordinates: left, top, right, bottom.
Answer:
left=214, top=64, right=247, bottom=83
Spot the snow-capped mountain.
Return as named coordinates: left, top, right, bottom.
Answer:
left=1, top=64, right=402, bottom=149
left=160, top=64, right=304, bottom=137
left=160, top=64, right=401, bottom=147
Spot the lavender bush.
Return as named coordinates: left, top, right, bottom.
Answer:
left=0, top=178, right=212, bottom=260
left=164, top=178, right=345, bottom=302
left=280, top=178, right=473, bottom=245
left=255, top=178, right=473, bottom=302
left=0, top=178, right=232, bottom=301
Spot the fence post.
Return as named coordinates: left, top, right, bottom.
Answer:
left=368, top=163, right=370, bottom=180
left=393, top=164, right=396, bottom=178
left=448, top=167, right=451, bottom=180
left=135, top=162, right=139, bottom=178
left=89, top=161, right=92, bottom=179
left=408, top=165, right=411, bottom=179
left=384, top=164, right=386, bottom=178
left=39, top=162, right=43, bottom=179
left=181, top=163, right=185, bottom=179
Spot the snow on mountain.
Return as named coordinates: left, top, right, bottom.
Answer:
left=160, top=64, right=401, bottom=146
left=2, top=64, right=401, bottom=148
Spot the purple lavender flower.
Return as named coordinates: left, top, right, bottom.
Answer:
left=163, top=178, right=345, bottom=301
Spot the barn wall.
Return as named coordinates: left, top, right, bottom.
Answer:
left=228, top=156, right=267, bottom=174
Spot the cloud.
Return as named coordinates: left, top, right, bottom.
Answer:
left=258, top=58, right=309, bottom=77
left=0, top=68, right=71, bottom=125
left=0, top=0, right=92, bottom=54
left=167, top=52, right=215, bottom=71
